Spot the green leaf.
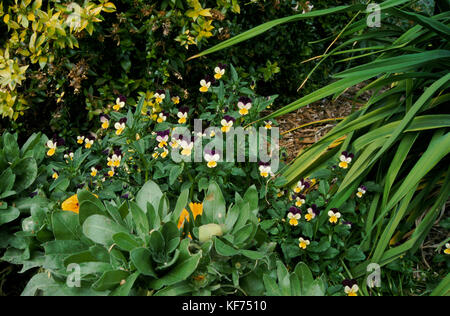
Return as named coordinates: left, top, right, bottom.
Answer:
left=11, top=157, right=37, bottom=193
left=82, top=215, right=127, bottom=246
left=130, top=247, right=157, bottom=277
left=92, top=270, right=130, bottom=291
left=52, top=211, right=81, bottom=240
left=136, top=180, right=163, bottom=214
left=0, top=207, right=20, bottom=226
left=113, top=232, right=141, bottom=252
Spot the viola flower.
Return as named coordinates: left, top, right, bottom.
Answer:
left=107, top=154, right=121, bottom=168
left=204, top=149, right=220, bottom=168
left=298, top=237, right=310, bottom=250
left=356, top=185, right=367, bottom=198
left=287, top=206, right=301, bottom=226
left=293, top=179, right=310, bottom=193
left=154, top=90, right=166, bottom=104
left=64, top=152, right=74, bottom=161
left=62, top=194, right=80, bottom=214
left=113, top=96, right=126, bottom=111
left=52, top=169, right=59, bottom=180
left=108, top=168, right=115, bottom=177
left=161, top=147, right=169, bottom=159
left=264, top=121, right=273, bottom=130
left=276, top=189, right=286, bottom=198
left=85, top=136, right=94, bottom=149
left=156, top=130, right=170, bottom=148
left=295, top=194, right=306, bottom=208
left=177, top=107, right=188, bottom=124
left=305, top=204, right=319, bottom=221
left=221, top=115, right=235, bottom=133
left=199, top=77, right=212, bottom=93
left=328, top=208, right=341, bottom=224
left=115, top=118, right=127, bottom=136
left=180, top=140, right=194, bottom=156
left=46, top=140, right=57, bottom=157
left=339, top=151, right=354, bottom=169
left=172, top=96, right=180, bottom=105
left=77, top=136, right=85, bottom=144
left=157, top=111, right=168, bottom=123
left=343, top=279, right=359, bottom=296
left=237, top=97, right=252, bottom=116
left=258, top=162, right=273, bottom=178
left=178, top=202, right=204, bottom=229
left=100, top=114, right=110, bottom=129
left=90, top=166, right=99, bottom=177
left=214, top=64, right=226, bottom=80
left=444, top=243, right=450, bottom=255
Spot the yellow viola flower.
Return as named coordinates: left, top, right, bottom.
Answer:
left=180, top=140, right=194, bottom=156
left=237, top=97, right=252, bottom=116
left=156, top=130, right=170, bottom=148
left=293, top=179, right=309, bottom=193
left=172, top=96, right=180, bottom=105
left=444, top=243, right=450, bottom=255
left=161, top=147, right=169, bottom=159
left=214, top=64, right=226, bottom=80
left=114, top=118, right=127, bottom=136
left=177, top=107, right=188, bottom=124
left=77, top=136, right=85, bottom=144
left=258, top=163, right=272, bottom=178
left=276, top=189, right=285, bottom=198
left=305, top=205, right=318, bottom=222
left=90, top=167, right=98, bottom=177
left=328, top=209, right=341, bottom=224
left=344, top=284, right=359, bottom=297
left=264, top=121, right=272, bottom=130
left=64, top=152, right=74, bottom=161
left=178, top=202, right=204, bottom=229
left=100, top=114, right=110, bottom=129
left=85, top=137, right=94, bottom=149
left=108, top=168, right=115, bottom=177
left=295, top=195, right=306, bottom=208
left=356, top=185, right=367, bottom=198
left=339, top=151, right=354, bottom=169
left=113, top=96, right=126, bottom=111
left=46, top=140, right=57, bottom=157
left=298, top=237, right=310, bottom=249
left=199, top=79, right=211, bottom=93
left=107, top=154, right=121, bottom=167
left=62, top=194, right=80, bottom=214
left=287, top=207, right=301, bottom=226
left=154, top=90, right=166, bottom=104
left=157, top=111, right=168, bottom=123
left=221, top=116, right=235, bottom=133
left=52, top=171, right=59, bottom=180
left=204, top=150, right=220, bottom=168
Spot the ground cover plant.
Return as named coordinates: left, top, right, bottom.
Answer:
left=0, top=0, right=449, bottom=296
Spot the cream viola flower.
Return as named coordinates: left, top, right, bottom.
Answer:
left=276, top=189, right=286, bottom=198
left=52, top=169, right=59, bottom=180
left=199, top=78, right=212, bottom=93
left=90, top=166, right=98, bottom=177
left=287, top=207, right=301, bottom=226
left=356, top=185, right=367, bottom=198
left=114, top=118, right=127, bottom=136
left=107, top=154, right=121, bottom=168
left=328, top=209, right=341, bottom=224
left=157, top=111, right=168, bottom=123
left=161, top=147, right=169, bottom=159
left=221, top=115, right=235, bottom=133
left=156, top=130, right=170, bottom=148
left=154, top=90, right=166, bottom=104
left=64, top=152, right=74, bottom=161
left=77, top=136, right=85, bottom=144
left=264, top=121, right=273, bottom=130
left=298, top=237, right=310, bottom=249
left=177, top=107, right=188, bottom=124
left=237, top=97, right=252, bottom=116
left=293, top=179, right=309, bottom=194
left=305, top=204, right=318, bottom=222
left=100, top=114, right=110, bottom=129
left=113, top=96, right=126, bottom=111
left=204, top=150, right=220, bottom=168
left=295, top=194, right=306, bottom=208
left=46, top=140, right=57, bottom=157
left=172, top=96, right=180, bottom=105
left=258, top=162, right=273, bottom=178
left=444, top=243, right=450, bottom=255
left=180, top=140, right=194, bottom=156
left=214, top=64, right=226, bottom=80
left=339, top=151, right=354, bottom=169
left=108, top=168, right=115, bottom=177
left=84, top=137, right=94, bottom=149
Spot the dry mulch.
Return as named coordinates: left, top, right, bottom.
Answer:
left=278, top=83, right=373, bottom=162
